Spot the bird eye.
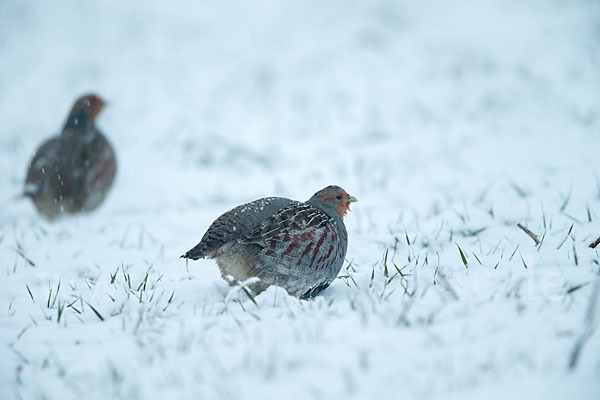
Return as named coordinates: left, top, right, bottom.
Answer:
left=336, top=195, right=342, bottom=200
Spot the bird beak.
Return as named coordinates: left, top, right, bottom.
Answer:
left=348, top=195, right=358, bottom=203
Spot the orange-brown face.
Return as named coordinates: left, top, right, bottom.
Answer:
left=70, top=94, right=105, bottom=121
left=312, top=185, right=358, bottom=218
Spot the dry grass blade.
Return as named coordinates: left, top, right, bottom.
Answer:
left=589, top=237, right=600, bottom=249
left=517, top=223, right=540, bottom=245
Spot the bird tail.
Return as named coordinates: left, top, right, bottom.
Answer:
left=23, top=183, right=40, bottom=198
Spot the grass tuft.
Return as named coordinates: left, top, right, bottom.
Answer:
left=57, top=302, right=65, bottom=323
left=455, top=243, right=468, bottom=268
left=519, top=253, right=528, bottom=269
left=26, top=285, right=34, bottom=303
left=110, top=268, right=118, bottom=284
left=383, top=248, right=389, bottom=278
left=509, top=245, right=520, bottom=261
left=560, top=189, right=571, bottom=212
left=67, top=298, right=81, bottom=314
left=508, top=179, right=528, bottom=198
left=566, top=282, right=589, bottom=295
left=51, top=278, right=61, bottom=308
left=86, top=302, right=105, bottom=321
left=241, top=286, right=257, bottom=306
left=14, top=244, right=35, bottom=267
left=557, top=224, right=574, bottom=250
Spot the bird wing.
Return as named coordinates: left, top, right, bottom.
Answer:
left=240, top=203, right=344, bottom=272
left=27, top=137, right=60, bottom=173
left=182, top=197, right=296, bottom=260
left=24, top=137, right=62, bottom=196
left=83, top=132, right=117, bottom=196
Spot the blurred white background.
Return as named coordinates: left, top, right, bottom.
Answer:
left=1, top=1, right=599, bottom=399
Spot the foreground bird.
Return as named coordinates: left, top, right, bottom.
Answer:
left=24, top=94, right=117, bottom=218
left=182, top=186, right=357, bottom=299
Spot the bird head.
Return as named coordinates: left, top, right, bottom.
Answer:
left=309, top=185, right=358, bottom=218
left=69, top=94, right=106, bottom=122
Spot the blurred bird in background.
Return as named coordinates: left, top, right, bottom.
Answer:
left=24, top=94, right=117, bottom=218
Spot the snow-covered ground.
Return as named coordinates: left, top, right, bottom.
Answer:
left=1, top=0, right=599, bottom=398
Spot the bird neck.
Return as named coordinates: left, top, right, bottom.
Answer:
left=63, top=109, right=93, bottom=131
left=312, top=201, right=348, bottom=241
left=306, top=198, right=343, bottom=222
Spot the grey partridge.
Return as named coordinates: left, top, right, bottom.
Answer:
left=182, top=185, right=357, bottom=299
left=24, top=94, right=117, bottom=218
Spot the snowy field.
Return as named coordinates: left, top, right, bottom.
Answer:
left=1, top=0, right=600, bottom=398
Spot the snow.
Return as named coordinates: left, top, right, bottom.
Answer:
left=1, top=0, right=600, bottom=399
